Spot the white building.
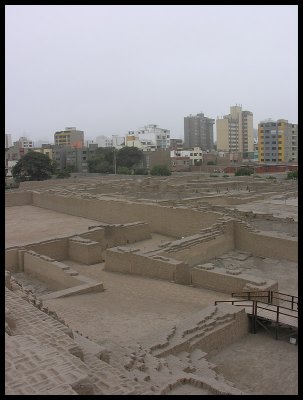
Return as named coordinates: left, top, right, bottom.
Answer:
left=5, top=134, right=12, bottom=148
left=170, top=147, right=203, bottom=165
left=112, top=135, right=125, bottom=149
left=95, top=135, right=113, bottom=148
left=125, top=132, right=156, bottom=151
left=137, top=124, right=170, bottom=150
left=13, top=136, right=33, bottom=149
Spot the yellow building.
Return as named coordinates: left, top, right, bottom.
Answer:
left=258, top=119, right=297, bottom=163
left=54, top=127, right=84, bottom=148
left=33, top=147, right=53, bottom=159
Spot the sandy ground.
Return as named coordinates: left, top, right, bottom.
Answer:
left=208, top=330, right=298, bottom=395
left=228, top=196, right=298, bottom=221
left=5, top=205, right=101, bottom=247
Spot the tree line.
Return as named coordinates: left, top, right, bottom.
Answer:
left=11, top=147, right=171, bottom=182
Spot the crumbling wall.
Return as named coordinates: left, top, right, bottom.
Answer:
left=160, top=220, right=235, bottom=266
left=234, top=221, right=298, bottom=262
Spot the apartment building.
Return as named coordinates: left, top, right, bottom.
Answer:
left=258, top=119, right=298, bottom=163
left=13, top=136, right=33, bottom=149
left=52, top=144, right=98, bottom=173
left=216, top=105, right=253, bottom=154
left=137, top=124, right=170, bottom=150
left=170, top=147, right=203, bottom=165
left=54, top=127, right=84, bottom=148
left=184, top=113, right=214, bottom=151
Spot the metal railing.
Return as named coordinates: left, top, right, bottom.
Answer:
left=231, top=290, right=298, bottom=311
left=215, top=290, right=298, bottom=340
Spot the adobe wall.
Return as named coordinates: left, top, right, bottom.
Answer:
left=83, top=222, right=151, bottom=247
left=5, top=191, right=32, bottom=207
left=105, top=247, right=190, bottom=285
left=5, top=249, right=19, bottom=272
left=31, top=191, right=220, bottom=236
left=191, top=265, right=278, bottom=294
left=68, top=238, right=103, bottom=265
left=195, top=308, right=249, bottom=354
left=23, top=252, right=80, bottom=290
left=28, top=239, right=69, bottom=261
left=160, top=221, right=235, bottom=266
left=234, top=222, right=298, bottom=262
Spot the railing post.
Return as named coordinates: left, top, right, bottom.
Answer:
left=268, top=291, right=271, bottom=304
left=275, top=306, right=279, bottom=340
left=248, top=292, right=250, bottom=301
left=291, top=296, right=294, bottom=311
left=251, top=300, right=257, bottom=334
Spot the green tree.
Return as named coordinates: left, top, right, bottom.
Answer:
left=117, top=166, right=131, bottom=174
left=12, top=151, right=54, bottom=182
left=235, top=167, right=254, bottom=176
left=87, top=147, right=114, bottom=173
left=116, top=146, right=143, bottom=169
left=150, top=165, right=171, bottom=176
left=286, top=170, right=298, bottom=180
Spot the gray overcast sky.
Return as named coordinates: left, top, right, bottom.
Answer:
left=5, top=5, right=298, bottom=143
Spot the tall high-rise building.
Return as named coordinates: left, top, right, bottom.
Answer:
left=258, top=119, right=297, bottom=163
left=54, top=127, right=84, bottom=148
left=184, top=113, right=214, bottom=150
left=216, top=105, right=253, bottom=154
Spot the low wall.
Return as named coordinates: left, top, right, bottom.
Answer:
left=160, top=221, right=235, bottom=266
left=191, top=264, right=278, bottom=294
left=234, top=222, right=298, bottom=262
left=5, top=249, right=19, bottom=272
left=84, top=222, right=151, bottom=248
left=195, top=307, right=249, bottom=354
left=32, top=191, right=220, bottom=237
left=68, top=238, right=103, bottom=265
left=5, top=191, right=32, bottom=207
left=105, top=247, right=190, bottom=285
left=27, top=239, right=69, bottom=261
left=23, top=251, right=81, bottom=290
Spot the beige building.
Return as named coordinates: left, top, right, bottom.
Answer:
left=54, top=127, right=84, bottom=148
left=216, top=105, right=253, bottom=155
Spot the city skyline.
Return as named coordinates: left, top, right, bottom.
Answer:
left=5, top=5, right=298, bottom=143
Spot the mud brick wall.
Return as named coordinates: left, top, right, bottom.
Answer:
left=197, top=308, right=249, bottom=354
left=5, top=248, right=19, bottom=271
left=68, top=238, right=103, bottom=265
left=31, top=192, right=220, bottom=237
left=27, top=239, right=69, bottom=261
left=105, top=248, right=190, bottom=284
left=234, top=222, right=298, bottom=262
left=23, top=252, right=80, bottom=290
left=191, top=267, right=278, bottom=294
left=161, top=225, right=234, bottom=266
left=5, top=191, right=32, bottom=206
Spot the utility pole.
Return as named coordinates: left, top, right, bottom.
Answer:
left=113, top=148, right=117, bottom=174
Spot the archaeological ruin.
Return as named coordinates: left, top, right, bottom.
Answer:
left=5, top=172, right=298, bottom=395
